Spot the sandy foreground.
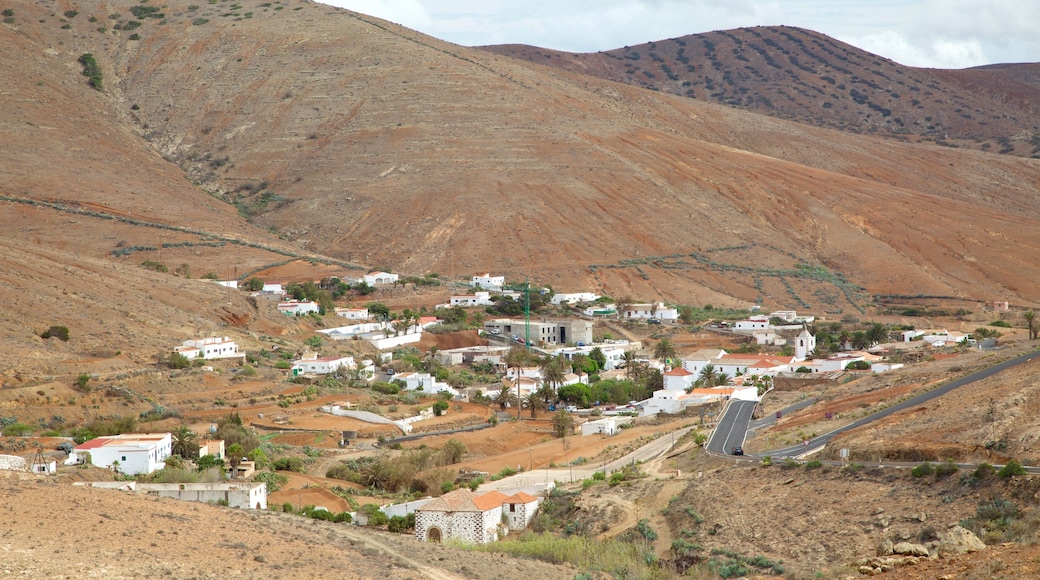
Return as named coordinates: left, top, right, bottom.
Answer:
left=0, top=470, right=574, bottom=580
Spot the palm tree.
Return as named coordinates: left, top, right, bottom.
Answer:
left=495, top=387, right=518, bottom=411
left=539, top=355, right=567, bottom=397
left=621, top=350, right=637, bottom=379
left=536, top=382, right=557, bottom=407
left=171, top=425, right=200, bottom=459
left=1025, top=311, right=1038, bottom=340
left=696, top=364, right=718, bottom=388
left=866, top=323, right=887, bottom=346
left=653, top=337, right=676, bottom=364
left=504, top=346, right=530, bottom=420
left=525, top=391, right=545, bottom=418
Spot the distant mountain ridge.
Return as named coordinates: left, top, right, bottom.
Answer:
left=480, top=26, right=1040, bottom=157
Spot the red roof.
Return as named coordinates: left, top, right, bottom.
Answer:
left=663, top=368, right=692, bottom=376
left=505, top=492, right=538, bottom=504
left=472, top=490, right=510, bottom=511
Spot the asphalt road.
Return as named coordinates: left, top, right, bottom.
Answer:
left=763, top=348, right=1040, bottom=458
left=706, top=400, right=757, bottom=456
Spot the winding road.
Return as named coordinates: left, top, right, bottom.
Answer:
left=713, top=348, right=1040, bottom=459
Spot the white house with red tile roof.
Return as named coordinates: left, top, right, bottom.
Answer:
left=278, top=300, right=320, bottom=316
left=72, top=433, right=172, bottom=475
left=714, top=354, right=796, bottom=377
left=681, top=349, right=727, bottom=376
left=414, top=488, right=540, bottom=544
left=663, top=367, right=696, bottom=391
left=174, top=337, right=245, bottom=360
left=503, top=492, right=541, bottom=529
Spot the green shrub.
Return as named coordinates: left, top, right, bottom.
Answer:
left=911, top=462, right=935, bottom=478
left=387, top=513, right=415, bottom=533
left=2, top=423, right=33, bottom=436
left=272, top=457, right=306, bottom=473
left=592, top=471, right=606, bottom=481
left=934, top=460, right=959, bottom=478
left=252, top=471, right=287, bottom=493
left=805, top=460, right=822, bottom=469
left=433, top=400, right=449, bottom=416
left=973, top=462, right=996, bottom=479
left=77, top=53, right=103, bottom=90
left=140, top=260, right=167, bottom=273
left=999, top=459, right=1026, bottom=478
left=40, top=325, right=70, bottom=341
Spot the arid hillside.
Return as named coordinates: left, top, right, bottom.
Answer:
left=3, top=0, right=1040, bottom=318
left=482, top=26, right=1040, bottom=156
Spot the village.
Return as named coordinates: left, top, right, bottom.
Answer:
left=0, top=269, right=1014, bottom=550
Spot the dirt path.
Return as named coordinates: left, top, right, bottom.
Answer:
left=336, top=527, right=468, bottom=580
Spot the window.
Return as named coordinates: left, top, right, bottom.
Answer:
left=121, top=456, right=127, bottom=461
left=510, top=504, right=516, bottom=512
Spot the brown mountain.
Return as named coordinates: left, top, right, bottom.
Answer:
left=3, top=0, right=1040, bottom=351
left=480, top=26, right=1040, bottom=156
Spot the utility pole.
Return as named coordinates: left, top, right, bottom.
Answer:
left=524, top=276, right=530, bottom=352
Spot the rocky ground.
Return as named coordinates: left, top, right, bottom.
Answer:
left=0, top=469, right=575, bottom=580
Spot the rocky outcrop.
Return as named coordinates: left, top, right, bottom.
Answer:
left=893, top=542, right=930, bottom=557
left=937, top=525, right=986, bottom=555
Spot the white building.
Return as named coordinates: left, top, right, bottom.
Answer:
left=77, top=482, right=267, bottom=510
left=213, top=280, right=238, bottom=289
left=450, top=291, right=494, bottom=307
left=580, top=416, right=632, bottom=436
left=173, top=337, right=245, bottom=360
left=291, top=354, right=356, bottom=376
left=583, top=304, right=617, bottom=317
left=72, top=433, right=172, bottom=475
left=394, top=372, right=458, bottom=396
left=681, top=349, right=727, bottom=376
left=871, top=362, right=905, bottom=373
left=734, top=317, right=770, bottom=331
left=713, top=354, right=796, bottom=377
left=620, top=302, right=678, bottom=321
left=662, top=367, right=696, bottom=391
left=334, top=307, right=369, bottom=320
left=278, top=300, right=320, bottom=315
left=794, top=328, right=816, bottom=361
left=551, top=292, right=600, bottom=305
left=414, top=489, right=539, bottom=544
left=471, top=273, right=505, bottom=290
left=364, top=271, right=399, bottom=286
left=261, top=283, right=283, bottom=294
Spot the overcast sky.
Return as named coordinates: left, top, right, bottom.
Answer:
left=321, top=0, right=1038, bottom=69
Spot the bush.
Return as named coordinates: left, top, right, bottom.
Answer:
left=934, top=460, right=959, bottom=478
left=360, top=503, right=388, bottom=526
left=973, top=462, right=996, bottom=479
left=2, top=423, right=33, bottom=436
left=911, top=462, right=935, bottom=478
left=40, top=325, right=70, bottom=341
left=252, top=471, right=287, bottom=493
left=805, top=460, right=822, bottom=469
left=999, top=459, right=1026, bottom=478
left=432, top=400, right=449, bottom=416
left=77, top=54, right=103, bottom=90
left=387, top=513, right=415, bottom=533
left=273, top=457, right=306, bottom=473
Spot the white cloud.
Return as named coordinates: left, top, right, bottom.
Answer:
left=322, top=0, right=1039, bottom=67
